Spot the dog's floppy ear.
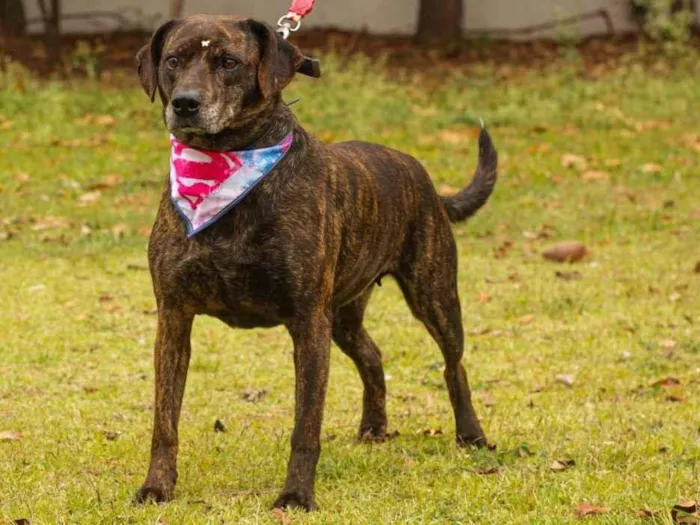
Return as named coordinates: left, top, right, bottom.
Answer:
left=136, top=19, right=179, bottom=102
left=248, top=20, right=304, bottom=99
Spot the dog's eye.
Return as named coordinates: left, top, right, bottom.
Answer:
left=222, top=56, right=239, bottom=70
left=166, top=56, right=180, bottom=70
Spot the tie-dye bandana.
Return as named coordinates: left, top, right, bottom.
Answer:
left=170, top=132, right=293, bottom=237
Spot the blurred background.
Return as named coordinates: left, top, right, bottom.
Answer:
left=1, top=1, right=699, bottom=524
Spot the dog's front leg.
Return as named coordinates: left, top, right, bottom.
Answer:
left=273, top=308, right=332, bottom=511
left=134, top=307, right=194, bottom=504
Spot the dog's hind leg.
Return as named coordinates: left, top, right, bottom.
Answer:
left=396, top=238, right=487, bottom=448
left=332, top=289, right=388, bottom=440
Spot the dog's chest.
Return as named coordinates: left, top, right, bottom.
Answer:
left=149, top=220, right=298, bottom=328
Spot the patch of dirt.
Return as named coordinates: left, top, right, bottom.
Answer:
left=2, top=29, right=699, bottom=79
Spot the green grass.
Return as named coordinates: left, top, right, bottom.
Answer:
left=1, top=53, right=699, bottom=524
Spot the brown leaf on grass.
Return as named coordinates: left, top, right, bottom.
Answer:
left=672, top=501, right=699, bottom=524
left=138, top=226, right=152, bottom=237
left=681, top=133, right=700, bottom=152
left=474, top=466, right=499, bottom=475
left=659, top=339, right=677, bottom=351
left=241, top=388, right=267, bottom=403
left=556, top=270, right=582, bottom=281
left=575, top=503, right=609, bottom=518
left=556, top=374, right=575, bottom=387
left=493, top=240, right=513, bottom=259
left=78, top=191, right=102, bottom=204
left=636, top=508, right=659, bottom=519
left=581, top=170, right=610, bottom=181
left=439, top=129, right=477, bottom=144
left=271, top=508, right=292, bottom=525
left=529, top=143, right=551, bottom=153
left=604, top=158, right=622, bottom=168
left=694, top=262, right=700, bottom=274
left=98, top=293, right=113, bottom=303
left=32, top=216, right=71, bottom=231
left=542, top=242, right=589, bottom=263
left=477, top=291, right=492, bottom=303
left=517, top=314, right=535, bottom=325
left=89, top=174, right=123, bottom=190
left=651, top=376, right=680, bottom=388
left=642, top=163, right=663, bottom=173
left=94, top=115, right=116, bottom=126
left=689, top=210, right=700, bottom=220
left=438, top=184, right=459, bottom=196
left=103, top=430, right=120, bottom=441
left=214, top=419, right=226, bottom=433
left=561, top=153, right=588, bottom=170
left=551, top=458, right=576, bottom=471
left=0, top=430, right=22, bottom=441
left=112, top=223, right=128, bottom=239
left=421, top=428, right=444, bottom=437
left=0, top=231, right=13, bottom=241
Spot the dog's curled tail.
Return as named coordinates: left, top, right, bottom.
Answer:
left=441, top=128, right=498, bottom=223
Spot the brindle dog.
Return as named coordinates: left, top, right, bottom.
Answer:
left=134, top=15, right=498, bottom=511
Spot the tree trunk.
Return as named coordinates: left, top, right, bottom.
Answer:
left=416, top=0, right=463, bottom=45
left=37, top=0, right=61, bottom=64
left=170, top=0, right=185, bottom=18
left=0, top=0, right=27, bottom=36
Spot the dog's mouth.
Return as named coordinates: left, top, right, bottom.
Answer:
left=170, top=126, right=208, bottom=135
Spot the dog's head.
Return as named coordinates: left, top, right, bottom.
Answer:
left=136, top=15, right=311, bottom=140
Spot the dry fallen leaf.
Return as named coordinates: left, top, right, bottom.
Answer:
left=421, top=428, right=444, bottom=437
left=561, top=153, right=588, bottom=170
left=78, top=191, right=102, bottom=204
left=651, top=376, right=680, bottom=388
left=542, top=242, right=589, bottom=263
left=604, top=158, right=622, bottom=168
left=241, top=388, right=267, bottom=403
left=214, top=419, right=226, bottom=433
left=555, top=270, right=582, bottom=281
left=271, top=508, right=292, bottom=525
left=103, top=430, right=120, bottom=441
left=581, top=170, right=610, bottom=181
left=95, top=115, right=116, bottom=126
left=32, top=216, right=70, bottom=231
left=659, top=339, right=677, bottom=351
left=517, top=314, right=535, bottom=325
left=550, top=458, right=576, bottom=471
left=438, top=184, right=459, bottom=196
left=636, top=509, right=659, bottom=519
left=575, top=503, right=609, bottom=518
left=672, top=501, right=699, bottom=524
left=695, top=262, right=700, bottom=274
left=642, top=163, right=663, bottom=173
left=0, top=430, right=22, bottom=441
left=556, top=374, right=575, bottom=387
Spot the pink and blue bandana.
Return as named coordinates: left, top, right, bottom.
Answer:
left=170, top=132, right=293, bottom=237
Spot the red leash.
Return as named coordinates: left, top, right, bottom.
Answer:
left=277, top=0, right=316, bottom=39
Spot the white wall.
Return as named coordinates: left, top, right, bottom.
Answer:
left=24, top=0, right=700, bottom=38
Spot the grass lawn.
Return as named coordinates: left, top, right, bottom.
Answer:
left=0, top=51, right=699, bottom=524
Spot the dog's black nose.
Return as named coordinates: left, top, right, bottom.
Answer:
left=172, top=92, right=201, bottom=117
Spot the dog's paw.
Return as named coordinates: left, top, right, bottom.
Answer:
left=272, top=490, right=316, bottom=511
left=457, top=434, right=495, bottom=450
left=358, top=427, right=398, bottom=443
left=133, top=484, right=173, bottom=504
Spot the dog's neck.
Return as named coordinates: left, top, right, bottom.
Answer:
left=170, top=99, right=297, bottom=152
